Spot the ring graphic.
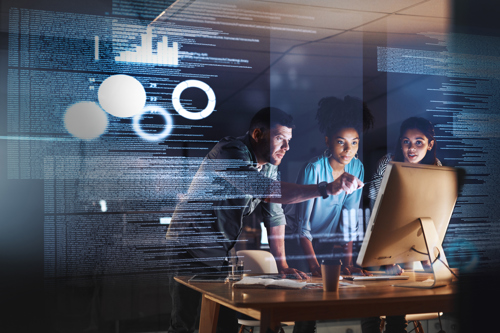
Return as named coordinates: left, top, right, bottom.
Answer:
left=133, top=106, right=173, bottom=141
left=171, top=80, right=216, bottom=120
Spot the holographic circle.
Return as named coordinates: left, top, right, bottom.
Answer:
left=64, top=102, right=108, bottom=140
left=98, top=74, right=147, bottom=118
left=171, top=80, right=216, bottom=120
left=133, top=105, right=173, bottom=141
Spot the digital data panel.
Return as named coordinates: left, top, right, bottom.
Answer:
left=3, top=0, right=500, bottom=286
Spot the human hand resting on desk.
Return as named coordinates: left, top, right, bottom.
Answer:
left=342, top=265, right=372, bottom=276
left=279, top=267, right=311, bottom=280
left=308, top=264, right=322, bottom=277
left=384, top=264, right=404, bottom=275
left=307, top=264, right=370, bottom=277
left=328, top=172, right=364, bottom=196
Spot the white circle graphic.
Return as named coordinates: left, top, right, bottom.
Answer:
left=64, top=102, right=108, bottom=140
left=98, top=74, right=147, bottom=118
left=133, top=106, right=173, bottom=141
left=171, top=80, right=216, bottom=120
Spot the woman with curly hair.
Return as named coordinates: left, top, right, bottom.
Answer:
left=285, top=96, right=373, bottom=333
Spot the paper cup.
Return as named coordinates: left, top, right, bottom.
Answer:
left=321, top=260, right=342, bottom=292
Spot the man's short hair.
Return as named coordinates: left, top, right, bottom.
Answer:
left=249, top=107, right=295, bottom=132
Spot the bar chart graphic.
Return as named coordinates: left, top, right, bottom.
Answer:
left=115, top=26, right=179, bottom=65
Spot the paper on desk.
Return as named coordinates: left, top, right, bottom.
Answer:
left=303, top=282, right=365, bottom=289
left=233, top=277, right=307, bottom=289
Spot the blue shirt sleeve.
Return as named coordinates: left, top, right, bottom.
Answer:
left=338, top=162, right=364, bottom=241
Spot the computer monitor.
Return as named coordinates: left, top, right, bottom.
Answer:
left=357, top=162, right=462, bottom=288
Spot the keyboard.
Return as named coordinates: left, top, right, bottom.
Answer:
left=342, top=275, right=410, bottom=281
left=392, top=280, right=436, bottom=288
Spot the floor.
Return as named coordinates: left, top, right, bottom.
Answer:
left=234, top=316, right=460, bottom=333
left=97, top=313, right=460, bottom=333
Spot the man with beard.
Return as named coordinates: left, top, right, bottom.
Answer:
left=167, top=107, right=363, bottom=333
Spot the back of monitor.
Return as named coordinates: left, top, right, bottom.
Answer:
left=357, top=162, right=458, bottom=268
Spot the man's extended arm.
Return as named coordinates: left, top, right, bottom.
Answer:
left=266, top=172, right=363, bottom=204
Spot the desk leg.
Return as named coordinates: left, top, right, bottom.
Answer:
left=199, top=294, right=219, bottom=333
left=260, top=310, right=281, bottom=333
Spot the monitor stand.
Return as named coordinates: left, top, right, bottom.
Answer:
left=394, top=217, right=453, bottom=289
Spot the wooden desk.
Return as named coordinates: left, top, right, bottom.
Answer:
left=175, top=272, right=458, bottom=333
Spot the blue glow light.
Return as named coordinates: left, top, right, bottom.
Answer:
left=132, top=105, right=173, bottom=141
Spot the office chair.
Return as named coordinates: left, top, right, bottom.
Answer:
left=236, top=250, right=293, bottom=333
left=380, top=312, right=444, bottom=333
